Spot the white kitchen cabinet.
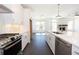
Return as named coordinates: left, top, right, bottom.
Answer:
left=22, top=34, right=28, bottom=51
left=21, top=32, right=30, bottom=51
left=46, top=33, right=50, bottom=46
left=72, top=45, right=79, bottom=55
left=50, top=34, right=55, bottom=54
left=46, top=33, right=55, bottom=54
left=3, top=5, right=24, bottom=24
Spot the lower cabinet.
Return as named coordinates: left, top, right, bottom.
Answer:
left=50, top=35, right=55, bottom=54
left=72, top=45, right=79, bottom=55
left=22, top=33, right=30, bottom=51
left=55, top=37, right=72, bottom=55
left=46, top=33, right=72, bottom=55
left=46, top=33, right=55, bottom=54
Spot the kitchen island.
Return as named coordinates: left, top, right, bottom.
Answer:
left=52, top=31, right=79, bottom=47
left=46, top=31, right=79, bottom=55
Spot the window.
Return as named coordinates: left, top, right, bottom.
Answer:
left=35, top=21, right=45, bottom=32
left=35, top=22, right=40, bottom=31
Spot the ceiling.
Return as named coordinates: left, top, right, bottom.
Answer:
left=22, top=4, right=79, bottom=19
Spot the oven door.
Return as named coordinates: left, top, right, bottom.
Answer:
left=3, top=39, right=21, bottom=55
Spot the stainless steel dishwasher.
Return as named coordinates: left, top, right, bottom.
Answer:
left=55, top=37, right=72, bottom=55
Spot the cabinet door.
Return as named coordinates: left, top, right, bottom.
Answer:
left=47, top=33, right=51, bottom=46
left=48, top=35, right=51, bottom=48
left=46, top=33, right=55, bottom=54
left=46, top=33, right=49, bottom=44
left=55, top=37, right=72, bottom=55
left=50, top=35, right=55, bottom=54
left=22, top=33, right=28, bottom=51
left=46, top=33, right=49, bottom=42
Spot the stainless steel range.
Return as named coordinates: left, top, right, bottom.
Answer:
left=0, top=33, right=22, bottom=55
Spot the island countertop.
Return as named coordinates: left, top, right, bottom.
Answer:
left=48, top=31, right=79, bottom=48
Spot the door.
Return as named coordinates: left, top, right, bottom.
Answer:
left=29, top=19, right=32, bottom=40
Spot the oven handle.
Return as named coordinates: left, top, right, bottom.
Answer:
left=4, top=40, right=21, bottom=50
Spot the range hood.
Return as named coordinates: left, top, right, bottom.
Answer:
left=0, top=5, right=13, bottom=13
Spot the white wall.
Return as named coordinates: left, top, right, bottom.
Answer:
left=74, top=16, right=79, bottom=32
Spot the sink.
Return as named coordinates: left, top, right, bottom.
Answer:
left=53, top=32, right=62, bottom=34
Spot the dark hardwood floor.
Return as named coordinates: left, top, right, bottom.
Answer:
left=23, top=33, right=53, bottom=55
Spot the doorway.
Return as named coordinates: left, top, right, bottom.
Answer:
left=32, top=20, right=46, bottom=35
left=29, top=19, right=32, bottom=40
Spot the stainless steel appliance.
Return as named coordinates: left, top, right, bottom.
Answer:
left=0, top=34, right=22, bottom=55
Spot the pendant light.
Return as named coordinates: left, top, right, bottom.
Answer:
left=56, top=4, right=62, bottom=18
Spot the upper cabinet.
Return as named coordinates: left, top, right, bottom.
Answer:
left=0, top=5, right=24, bottom=33
left=0, top=5, right=13, bottom=13
left=1, top=4, right=24, bottom=24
